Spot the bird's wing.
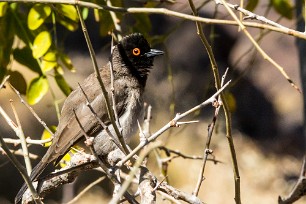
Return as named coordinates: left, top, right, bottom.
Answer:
left=42, top=66, right=128, bottom=164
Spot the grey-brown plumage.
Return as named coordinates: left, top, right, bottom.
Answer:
left=15, top=33, right=163, bottom=203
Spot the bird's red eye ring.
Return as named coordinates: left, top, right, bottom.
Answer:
left=132, top=48, right=141, bottom=56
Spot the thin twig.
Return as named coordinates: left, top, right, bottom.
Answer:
left=75, top=5, right=129, bottom=155
left=1, top=0, right=306, bottom=40
left=72, top=109, right=137, bottom=204
left=106, top=0, right=122, bottom=40
left=192, top=68, right=228, bottom=196
left=0, top=75, right=10, bottom=89
left=0, top=147, right=39, bottom=159
left=0, top=136, right=42, bottom=203
left=109, top=35, right=122, bottom=133
left=109, top=142, right=162, bottom=204
left=215, top=0, right=288, bottom=29
left=9, top=99, right=32, bottom=175
left=66, top=176, right=105, bottom=204
left=9, top=83, right=54, bottom=135
left=3, top=137, right=52, bottom=145
left=187, top=0, right=241, bottom=203
left=157, top=191, right=182, bottom=204
left=115, top=80, right=231, bottom=168
left=278, top=156, right=306, bottom=204
left=77, top=83, right=124, bottom=154
left=218, top=0, right=301, bottom=93
left=73, top=108, right=108, bottom=171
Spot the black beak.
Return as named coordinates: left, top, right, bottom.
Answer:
left=144, top=49, right=164, bottom=58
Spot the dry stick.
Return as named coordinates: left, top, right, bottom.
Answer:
left=159, top=147, right=203, bottom=161
left=278, top=157, right=306, bottom=204
left=115, top=80, right=231, bottom=169
left=9, top=99, right=32, bottom=175
left=187, top=0, right=241, bottom=203
left=157, top=182, right=203, bottom=204
left=109, top=36, right=124, bottom=141
left=72, top=109, right=137, bottom=204
left=157, top=191, right=182, bottom=204
left=77, top=83, right=125, bottom=154
left=193, top=68, right=228, bottom=196
left=0, top=148, right=39, bottom=159
left=9, top=83, right=54, bottom=135
left=0, top=76, right=42, bottom=204
left=0, top=134, right=43, bottom=204
left=218, top=0, right=301, bottom=93
left=66, top=176, right=105, bottom=204
left=3, top=137, right=52, bottom=145
left=109, top=142, right=162, bottom=204
left=2, top=0, right=306, bottom=40
left=215, top=0, right=288, bottom=29
left=106, top=0, right=122, bottom=40
left=75, top=5, right=129, bottom=155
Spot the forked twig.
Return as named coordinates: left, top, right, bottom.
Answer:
left=116, top=80, right=231, bottom=168
left=218, top=0, right=301, bottom=93
left=9, top=83, right=54, bottom=135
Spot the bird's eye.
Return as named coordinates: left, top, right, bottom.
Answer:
left=132, top=48, right=141, bottom=56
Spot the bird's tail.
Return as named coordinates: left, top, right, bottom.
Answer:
left=15, top=161, right=48, bottom=204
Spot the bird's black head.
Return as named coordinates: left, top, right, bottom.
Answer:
left=117, top=33, right=163, bottom=78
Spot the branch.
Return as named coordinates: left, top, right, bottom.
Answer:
left=109, top=142, right=162, bottom=204
left=116, top=80, right=231, bottom=168
left=187, top=0, right=240, bottom=203
left=66, top=176, right=105, bottom=204
left=278, top=157, right=306, bottom=204
left=9, top=83, right=54, bottom=135
left=193, top=68, right=228, bottom=196
left=1, top=0, right=306, bottom=40
left=0, top=76, right=42, bottom=203
left=9, top=99, right=32, bottom=175
left=157, top=182, right=203, bottom=204
left=75, top=5, right=129, bottom=155
left=21, top=154, right=98, bottom=204
left=218, top=0, right=301, bottom=93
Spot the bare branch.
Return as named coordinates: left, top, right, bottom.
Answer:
left=9, top=99, right=32, bottom=175
left=9, top=83, right=54, bottom=135
left=116, top=80, right=231, bottom=168
left=66, top=176, right=105, bottom=204
left=278, top=157, right=306, bottom=204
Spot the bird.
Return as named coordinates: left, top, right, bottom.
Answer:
left=15, top=33, right=164, bottom=203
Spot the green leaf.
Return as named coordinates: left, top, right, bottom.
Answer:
left=41, top=51, right=57, bottom=72
left=32, top=31, right=52, bottom=59
left=13, top=47, right=42, bottom=74
left=82, top=7, right=89, bottom=20
left=41, top=125, right=56, bottom=147
left=27, top=75, right=49, bottom=105
left=271, top=0, right=293, bottom=19
left=60, top=53, right=75, bottom=72
left=55, top=4, right=79, bottom=31
left=56, top=4, right=78, bottom=22
left=28, top=4, right=51, bottom=30
left=0, top=2, right=8, bottom=17
left=55, top=71, right=72, bottom=96
left=246, top=0, right=259, bottom=11
left=9, top=71, right=27, bottom=95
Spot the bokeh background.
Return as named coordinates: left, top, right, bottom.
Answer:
left=0, top=0, right=305, bottom=203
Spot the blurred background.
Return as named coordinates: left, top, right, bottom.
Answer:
left=0, top=0, right=305, bottom=203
